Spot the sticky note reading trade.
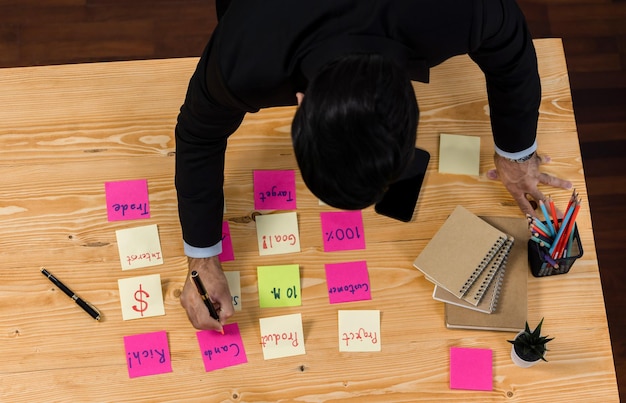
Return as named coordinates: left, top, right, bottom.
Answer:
left=325, top=261, right=371, bottom=304
left=123, top=330, right=172, bottom=378
left=115, top=224, right=163, bottom=270
left=224, top=271, right=242, bottom=311
left=219, top=221, right=235, bottom=262
left=450, top=347, right=493, bottom=391
left=254, top=170, right=297, bottom=210
left=196, top=323, right=248, bottom=372
left=256, top=212, right=301, bottom=255
left=320, top=211, right=366, bottom=252
left=338, top=310, right=381, bottom=352
left=439, top=133, right=481, bottom=176
left=259, top=313, right=305, bottom=360
left=117, top=274, right=165, bottom=320
left=257, top=264, right=301, bottom=308
left=105, top=179, right=150, bottom=221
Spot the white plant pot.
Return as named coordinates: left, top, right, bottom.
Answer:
left=510, top=331, right=543, bottom=368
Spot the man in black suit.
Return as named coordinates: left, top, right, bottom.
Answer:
left=177, top=0, right=572, bottom=330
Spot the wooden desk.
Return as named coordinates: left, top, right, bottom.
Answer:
left=0, top=39, right=618, bottom=402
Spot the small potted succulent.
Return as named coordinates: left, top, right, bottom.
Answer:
left=508, top=318, right=554, bottom=368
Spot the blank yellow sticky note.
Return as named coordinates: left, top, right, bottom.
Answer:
left=439, top=133, right=481, bottom=176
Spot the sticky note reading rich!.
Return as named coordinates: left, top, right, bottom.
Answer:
left=449, top=347, right=493, bottom=391
left=117, top=274, right=165, bottom=320
left=115, top=224, right=163, bottom=270
left=123, top=330, right=172, bottom=378
left=259, top=313, right=306, bottom=360
left=254, top=170, right=296, bottom=210
left=338, top=310, right=381, bottom=352
left=196, top=323, right=248, bottom=372
left=325, top=261, right=371, bottom=304
left=320, top=211, right=366, bottom=252
left=255, top=212, right=301, bottom=256
left=105, top=179, right=150, bottom=221
left=257, top=264, right=301, bottom=308
left=219, top=221, right=235, bottom=262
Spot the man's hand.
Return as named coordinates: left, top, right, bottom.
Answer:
left=180, top=256, right=234, bottom=331
left=488, top=152, right=572, bottom=217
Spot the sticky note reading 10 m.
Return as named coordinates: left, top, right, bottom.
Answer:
left=320, top=211, right=366, bottom=252
left=105, top=179, right=150, bottom=221
left=254, top=170, right=296, bottom=210
left=257, top=264, right=301, bottom=308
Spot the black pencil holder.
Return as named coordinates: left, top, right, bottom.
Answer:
left=528, top=222, right=583, bottom=277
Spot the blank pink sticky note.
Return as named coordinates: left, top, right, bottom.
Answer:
left=219, top=221, right=235, bottom=262
left=254, top=170, right=296, bottom=210
left=105, top=179, right=150, bottom=221
left=197, top=323, right=248, bottom=372
left=325, top=261, right=371, bottom=304
left=450, top=347, right=493, bottom=391
left=320, top=211, right=366, bottom=252
left=123, top=331, right=172, bottom=378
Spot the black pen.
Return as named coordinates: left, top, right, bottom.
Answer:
left=190, top=270, right=223, bottom=333
left=41, top=268, right=101, bottom=321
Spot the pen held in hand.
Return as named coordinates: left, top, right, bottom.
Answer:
left=41, top=268, right=101, bottom=321
left=190, top=270, right=223, bottom=333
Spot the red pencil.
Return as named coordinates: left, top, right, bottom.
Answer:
left=548, top=196, right=559, bottom=232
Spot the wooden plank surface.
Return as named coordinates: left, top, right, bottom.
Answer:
left=0, top=39, right=618, bottom=402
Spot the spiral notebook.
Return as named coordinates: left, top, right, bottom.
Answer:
left=413, top=205, right=508, bottom=299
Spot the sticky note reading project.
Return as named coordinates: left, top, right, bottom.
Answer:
left=338, top=310, right=381, bottom=352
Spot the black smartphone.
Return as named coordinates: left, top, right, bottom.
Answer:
left=374, top=147, right=430, bottom=222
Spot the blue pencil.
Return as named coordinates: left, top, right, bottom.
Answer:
left=539, top=199, right=556, bottom=237
left=548, top=202, right=576, bottom=257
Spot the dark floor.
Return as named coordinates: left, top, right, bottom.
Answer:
left=1, top=0, right=625, bottom=400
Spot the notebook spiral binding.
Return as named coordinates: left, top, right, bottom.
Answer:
left=458, top=235, right=508, bottom=296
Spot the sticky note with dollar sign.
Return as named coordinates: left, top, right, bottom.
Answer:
left=117, top=274, right=165, bottom=320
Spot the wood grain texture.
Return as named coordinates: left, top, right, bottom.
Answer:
left=0, top=39, right=618, bottom=402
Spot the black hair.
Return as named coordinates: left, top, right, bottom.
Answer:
left=292, top=53, right=418, bottom=210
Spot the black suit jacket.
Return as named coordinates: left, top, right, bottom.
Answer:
left=175, top=0, right=540, bottom=249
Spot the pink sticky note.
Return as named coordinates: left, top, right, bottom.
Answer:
left=325, top=261, right=371, bottom=304
left=320, top=211, right=366, bottom=252
left=196, top=323, right=248, bottom=372
left=254, top=170, right=296, bottom=210
left=105, top=179, right=150, bottom=221
left=450, top=347, right=493, bottom=391
left=219, top=221, right=235, bottom=262
left=123, top=331, right=172, bottom=378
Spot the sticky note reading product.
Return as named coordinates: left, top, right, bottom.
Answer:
left=117, top=274, right=165, bottom=320
left=259, top=313, right=306, bottom=360
left=439, top=133, right=481, bottom=176
left=196, top=323, right=248, bottom=372
left=255, top=212, right=301, bottom=256
left=105, top=179, right=150, bottom=221
left=338, top=310, right=381, bottom=352
left=450, top=347, right=493, bottom=391
left=123, top=330, right=172, bottom=378
left=325, top=261, right=371, bottom=304
left=254, top=170, right=297, bottom=210
left=219, top=221, right=235, bottom=262
left=257, top=264, right=301, bottom=308
left=320, top=211, right=366, bottom=252
left=115, top=224, right=163, bottom=270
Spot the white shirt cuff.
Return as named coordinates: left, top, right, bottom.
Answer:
left=183, top=241, right=223, bottom=258
left=494, top=140, right=537, bottom=160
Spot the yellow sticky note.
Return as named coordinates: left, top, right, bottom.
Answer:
left=115, top=224, right=164, bottom=270
left=224, top=271, right=242, bottom=312
left=439, top=133, right=481, bottom=176
left=259, top=313, right=306, bottom=360
left=257, top=264, right=301, bottom=308
left=255, top=212, right=301, bottom=256
left=117, top=274, right=165, bottom=320
left=338, top=310, right=381, bottom=352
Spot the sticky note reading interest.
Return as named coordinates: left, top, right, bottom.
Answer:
left=259, top=313, right=306, bottom=360
left=257, top=264, right=301, bottom=308
left=325, top=261, right=371, bottom=304
left=338, top=310, right=381, bottom=352
left=254, top=170, right=297, bottom=210
left=117, top=274, right=165, bottom=320
left=105, top=179, right=150, bottom=221
left=123, top=330, right=172, bottom=378
left=449, top=347, right=493, bottom=391
left=320, top=211, right=366, bottom=252
left=196, top=323, right=248, bottom=372
left=438, top=133, right=481, bottom=176
left=115, top=224, right=163, bottom=270
left=255, top=212, right=301, bottom=256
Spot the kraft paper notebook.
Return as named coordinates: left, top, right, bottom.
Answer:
left=445, top=216, right=528, bottom=332
left=433, top=266, right=505, bottom=314
left=413, top=205, right=508, bottom=298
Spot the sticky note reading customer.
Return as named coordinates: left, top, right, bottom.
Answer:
left=123, top=330, right=172, bottom=378
left=105, top=179, right=150, bottom=221
left=257, top=264, right=301, bottom=308
left=254, top=170, right=296, bottom=210
left=449, top=347, right=493, bottom=391
left=224, top=271, right=242, bottom=311
left=259, top=313, right=305, bottom=360
left=256, top=212, right=301, bottom=255
left=117, top=274, right=165, bottom=320
left=196, top=323, right=248, bottom=372
left=325, top=261, right=371, bottom=304
left=338, top=310, right=381, bottom=352
left=320, top=211, right=366, bottom=252
left=438, top=133, right=481, bottom=176
left=115, top=224, right=163, bottom=270
left=219, top=221, right=235, bottom=262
